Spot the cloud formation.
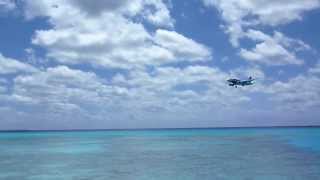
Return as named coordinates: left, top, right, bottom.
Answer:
left=265, top=73, right=320, bottom=110
left=0, top=53, right=38, bottom=74
left=0, top=61, right=253, bottom=129
left=239, top=30, right=310, bottom=65
left=25, top=0, right=210, bottom=69
left=202, top=0, right=317, bottom=68
left=0, top=0, right=15, bottom=12
left=0, top=0, right=319, bottom=129
left=202, top=0, right=320, bottom=46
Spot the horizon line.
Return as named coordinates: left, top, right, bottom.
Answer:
left=1, top=125, right=319, bottom=133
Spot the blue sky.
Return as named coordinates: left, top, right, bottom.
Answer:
left=0, top=0, right=320, bottom=130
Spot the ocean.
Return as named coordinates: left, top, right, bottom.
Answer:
left=0, top=127, right=319, bottom=180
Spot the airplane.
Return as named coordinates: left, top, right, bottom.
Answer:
left=227, top=77, right=255, bottom=88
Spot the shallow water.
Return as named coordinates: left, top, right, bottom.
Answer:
left=0, top=128, right=319, bottom=180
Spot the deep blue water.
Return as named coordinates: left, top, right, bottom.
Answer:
left=0, top=127, right=320, bottom=180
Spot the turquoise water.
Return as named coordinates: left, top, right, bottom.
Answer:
left=0, top=128, right=320, bottom=180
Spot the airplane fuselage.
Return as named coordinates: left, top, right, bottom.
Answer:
left=227, top=78, right=254, bottom=87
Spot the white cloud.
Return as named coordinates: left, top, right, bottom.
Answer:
left=202, top=0, right=320, bottom=46
left=246, top=30, right=311, bottom=51
left=26, top=0, right=209, bottom=69
left=122, top=65, right=250, bottom=108
left=0, top=85, right=6, bottom=94
left=24, top=0, right=174, bottom=27
left=0, top=0, right=318, bottom=129
left=309, top=62, right=320, bottom=74
left=229, top=66, right=265, bottom=80
left=154, top=29, right=211, bottom=62
left=69, top=0, right=174, bottom=27
left=265, top=74, right=320, bottom=110
left=239, top=42, right=301, bottom=66
left=0, top=53, right=38, bottom=74
left=143, top=0, right=174, bottom=27
left=239, top=30, right=308, bottom=66
left=0, top=0, right=15, bottom=12
left=0, top=64, right=250, bottom=125
left=0, top=0, right=232, bottom=127
left=12, top=65, right=122, bottom=105
left=69, top=0, right=143, bottom=16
